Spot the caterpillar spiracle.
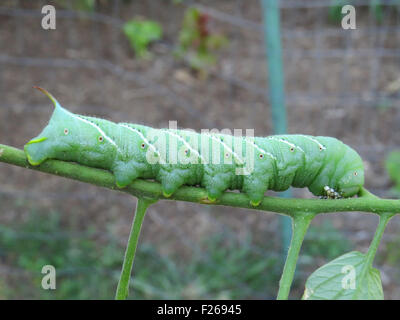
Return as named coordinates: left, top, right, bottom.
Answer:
left=24, top=87, right=364, bottom=206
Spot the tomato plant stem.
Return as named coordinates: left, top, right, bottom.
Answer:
left=115, top=197, right=157, bottom=300
left=277, top=213, right=314, bottom=300
left=352, top=212, right=394, bottom=299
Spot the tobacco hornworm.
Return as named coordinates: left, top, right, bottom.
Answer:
left=24, top=87, right=364, bottom=206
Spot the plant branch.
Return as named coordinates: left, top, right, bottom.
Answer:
left=1, top=143, right=399, bottom=217
left=115, top=197, right=157, bottom=300
left=353, top=212, right=394, bottom=299
left=365, top=212, right=394, bottom=268
left=277, top=213, right=314, bottom=300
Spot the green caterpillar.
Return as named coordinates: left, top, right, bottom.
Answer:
left=24, top=87, right=364, bottom=206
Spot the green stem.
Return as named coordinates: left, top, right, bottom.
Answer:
left=277, top=213, right=314, bottom=300
left=358, top=187, right=379, bottom=199
left=115, top=197, right=157, bottom=300
left=353, top=212, right=394, bottom=299
left=365, top=212, right=394, bottom=267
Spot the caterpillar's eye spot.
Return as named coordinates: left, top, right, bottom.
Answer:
left=354, top=171, right=358, bottom=176
left=98, top=136, right=103, bottom=142
left=259, top=154, right=264, bottom=159
left=290, top=147, right=294, bottom=152
left=64, top=129, right=69, bottom=135
left=141, top=143, right=146, bottom=149
left=319, top=146, right=323, bottom=151
left=225, top=153, right=230, bottom=158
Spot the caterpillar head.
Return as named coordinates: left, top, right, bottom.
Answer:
left=24, top=87, right=76, bottom=165
left=24, top=87, right=115, bottom=167
left=309, top=138, right=364, bottom=198
left=328, top=146, right=364, bottom=198
left=336, top=149, right=364, bottom=197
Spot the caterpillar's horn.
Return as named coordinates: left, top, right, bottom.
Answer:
left=33, top=86, right=61, bottom=109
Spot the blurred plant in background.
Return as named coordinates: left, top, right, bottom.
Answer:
left=0, top=211, right=123, bottom=299
left=134, top=234, right=281, bottom=299
left=385, top=151, right=400, bottom=196
left=175, top=7, right=228, bottom=77
left=376, top=233, right=400, bottom=267
left=55, top=0, right=96, bottom=11
left=302, top=220, right=352, bottom=261
left=0, top=208, right=284, bottom=299
left=123, top=19, right=163, bottom=59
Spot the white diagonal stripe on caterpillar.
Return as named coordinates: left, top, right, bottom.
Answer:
left=267, top=137, right=305, bottom=153
left=244, top=138, right=277, bottom=161
left=66, top=111, right=122, bottom=154
left=298, top=135, right=326, bottom=150
left=162, top=129, right=206, bottom=163
left=119, top=124, right=162, bottom=160
left=204, top=133, right=245, bottom=165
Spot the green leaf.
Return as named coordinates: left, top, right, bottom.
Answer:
left=302, top=251, right=383, bottom=300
